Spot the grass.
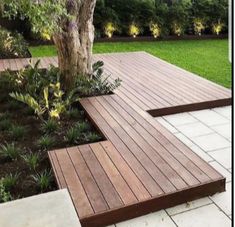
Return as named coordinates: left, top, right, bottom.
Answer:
left=29, top=39, right=232, bottom=88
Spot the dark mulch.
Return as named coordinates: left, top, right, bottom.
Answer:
left=0, top=75, right=104, bottom=201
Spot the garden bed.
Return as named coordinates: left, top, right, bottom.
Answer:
left=0, top=67, right=109, bottom=202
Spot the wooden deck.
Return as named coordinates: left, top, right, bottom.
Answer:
left=1, top=53, right=230, bottom=226
left=0, top=52, right=231, bottom=115
left=49, top=95, right=226, bottom=227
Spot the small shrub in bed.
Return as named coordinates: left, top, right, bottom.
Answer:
left=64, top=126, right=82, bottom=145
left=9, top=125, right=27, bottom=141
left=0, top=119, right=12, bottom=131
left=0, top=143, right=21, bottom=161
left=0, top=27, right=30, bottom=59
left=40, top=119, right=59, bottom=134
left=22, top=152, right=40, bottom=171
left=31, top=169, right=53, bottom=192
left=1, top=173, right=20, bottom=191
left=37, top=135, right=55, bottom=150
left=0, top=181, right=12, bottom=203
left=84, top=132, right=102, bottom=143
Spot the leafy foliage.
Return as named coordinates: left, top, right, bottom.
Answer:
left=94, top=0, right=228, bottom=36
left=75, top=61, right=121, bottom=97
left=41, top=119, right=59, bottom=134
left=22, top=152, right=40, bottom=171
left=64, top=126, right=82, bottom=144
left=1, top=0, right=68, bottom=38
left=9, top=125, right=27, bottom=140
left=0, top=143, right=20, bottom=161
left=0, top=181, right=12, bottom=203
left=1, top=173, right=19, bottom=191
left=9, top=61, right=80, bottom=121
left=37, top=135, right=54, bottom=150
left=0, top=119, right=12, bottom=131
left=0, top=27, right=30, bottom=59
left=31, top=169, right=53, bottom=192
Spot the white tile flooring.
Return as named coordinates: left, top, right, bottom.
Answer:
left=111, top=106, right=232, bottom=227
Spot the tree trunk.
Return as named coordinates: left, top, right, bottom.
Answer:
left=53, top=0, right=97, bottom=90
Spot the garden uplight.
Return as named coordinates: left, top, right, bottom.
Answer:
left=149, top=22, right=160, bottom=38
left=212, top=21, right=224, bottom=35
left=129, top=23, right=140, bottom=38
left=172, top=23, right=182, bottom=36
left=193, top=18, right=205, bottom=36
left=104, top=22, right=116, bottom=38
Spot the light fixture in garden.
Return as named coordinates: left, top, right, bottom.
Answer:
left=129, top=23, right=140, bottom=38
left=104, top=22, right=116, bottom=38
left=193, top=18, right=205, bottom=36
left=172, top=22, right=182, bottom=36
left=149, top=22, right=160, bottom=38
left=212, top=20, right=224, bottom=35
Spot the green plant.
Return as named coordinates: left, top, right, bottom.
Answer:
left=31, top=169, right=53, bottom=192
left=10, top=63, right=80, bottom=121
left=1, top=173, right=19, bottom=191
left=0, top=143, right=20, bottom=160
left=41, top=119, right=59, bottom=134
left=84, top=132, right=102, bottom=143
left=75, top=61, right=121, bottom=96
left=9, top=125, right=27, bottom=140
left=0, top=112, right=11, bottom=121
left=0, top=119, right=12, bottom=131
left=65, top=108, right=81, bottom=119
left=75, top=121, right=91, bottom=133
left=0, top=181, right=12, bottom=203
left=22, top=152, right=40, bottom=171
left=64, top=127, right=81, bottom=144
left=37, top=135, right=55, bottom=150
left=7, top=99, right=23, bottom=110
left=0, top=27, right=30, bottom=59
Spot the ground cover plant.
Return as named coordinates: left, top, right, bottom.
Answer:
left=0, top=60, right=120, bottom=203
left=29, top=39, right=231, bottom=88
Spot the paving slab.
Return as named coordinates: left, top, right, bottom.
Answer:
left=213, top=106, right=231, bottom=119
left=163, top=112, right=197, bottom=126
left=176, top=121, right=213, bottom=138
left=190, top=133, right=230, bottom=152
left=190, top=109, right=229, bottom=126
left=171, top=204, right=231, bottom=227
left=210, top=182, right=231, bottom=216
left=0, top=189, right=81, bottom=227
left=116, top=210, right=176, bottom=227
left=166, top=197, right=212, bottom=216
left=209, top=147, right=231, bottom=169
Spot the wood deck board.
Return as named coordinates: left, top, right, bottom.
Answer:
left=46, top=52, right=228, bottom=226
left=0, top=53, right=229, bottom=226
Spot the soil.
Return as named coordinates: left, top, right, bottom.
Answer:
left=0, top=75, right=104, bottom=201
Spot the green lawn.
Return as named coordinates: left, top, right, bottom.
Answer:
left=29, top=39, right=231, bottom=88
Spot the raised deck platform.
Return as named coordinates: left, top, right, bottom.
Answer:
left=0, top=52, right=230, bottom=115
left=1, top=52, right=230, bottom=226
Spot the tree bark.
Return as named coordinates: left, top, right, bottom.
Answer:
left=53, top=0, right=97, bottom=90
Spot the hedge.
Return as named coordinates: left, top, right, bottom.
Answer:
left=94, top=0, right=229, bottom=38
